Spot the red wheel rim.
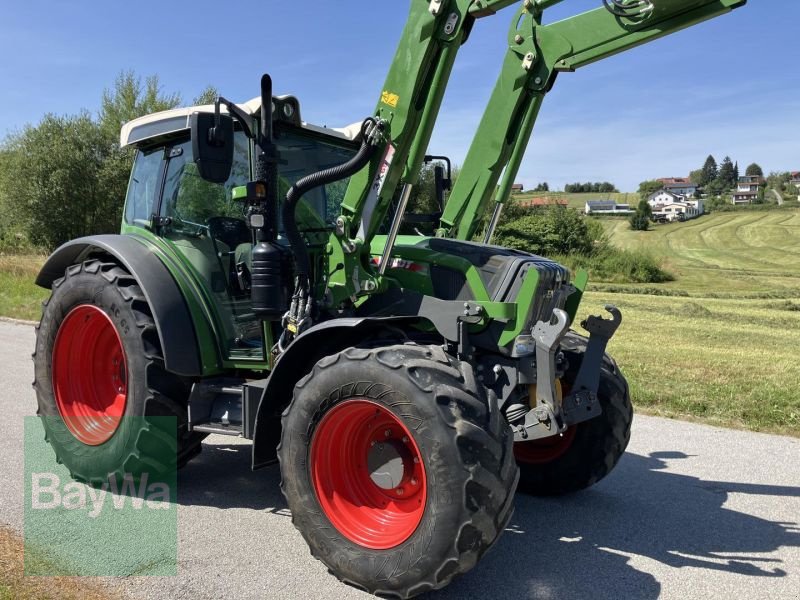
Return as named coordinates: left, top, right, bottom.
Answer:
left=52, top=305, right=128, bottom=446
left=514, top=426, right=577, bottom=464
left=309, top=399, right=427, bottom=550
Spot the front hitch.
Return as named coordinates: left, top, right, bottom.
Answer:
left=513, top=305, right=622, bottom=442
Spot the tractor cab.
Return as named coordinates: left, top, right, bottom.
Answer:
left=120, top=97, right=358, bottom=362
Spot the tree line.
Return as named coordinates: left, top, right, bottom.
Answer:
left=564, top=182, right=618, bottom=193
left=0, top=71, right=217, bottom=251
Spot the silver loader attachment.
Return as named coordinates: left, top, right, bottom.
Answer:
left=511, top=305, right=622, bottom=442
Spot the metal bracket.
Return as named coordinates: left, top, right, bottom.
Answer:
left=561, top=304, right=622, bottom=426
left=521, top=51, right=536, bottom=71
left=533, top=308, right=570, bottom=414
left=513, top=308, right=570, bottom=441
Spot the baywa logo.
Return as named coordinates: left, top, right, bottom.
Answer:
left=31, top=472, right=171, bottom=519
left=24, top=416, right=178, bottom=576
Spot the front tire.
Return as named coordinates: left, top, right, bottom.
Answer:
left=33, top=260, right=205, bottom=484
left=278, top=343, right=518, bottom=598
left=514, top=331, right=633, bottom=496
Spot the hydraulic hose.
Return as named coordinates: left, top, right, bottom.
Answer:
left=282, top=117, right=381, bottom=284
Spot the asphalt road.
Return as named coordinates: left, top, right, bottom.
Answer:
left=1, top=319, right=798, bottom=599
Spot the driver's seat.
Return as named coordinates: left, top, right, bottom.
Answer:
left=208, top=217, right=252, bottom=295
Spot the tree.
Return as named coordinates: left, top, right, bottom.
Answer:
left=706, top=178, right=725, bottom=197
left=699, top=155, right=718, bottom=187
left=629, top=199, right=651, bottom=231
left=533, top=182, right=550, bottom=192
left=193, top=85, right=220, bottom=106
left=0, top=71, right=201, bottom=251
left=745, top=163, right=764, bottom=177
left=717, top=156, right=736, bottom=190
left=766, top=171, right=792, bottom=194
left=99, top=71, right=182, bottom=140
left=564, top=181, right=618, bottom=193
left=733, top=161, right=739, bottom=182
left=493, top=205, right=598, bottom=256
left=638, top=179, right=663, bottom=200
left=0, top=113, right=119, bottom=249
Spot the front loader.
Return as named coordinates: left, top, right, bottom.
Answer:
left=33, top=0, right=746, bottom=596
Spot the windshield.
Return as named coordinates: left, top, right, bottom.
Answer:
left=274, top=127, right=356, bottom=229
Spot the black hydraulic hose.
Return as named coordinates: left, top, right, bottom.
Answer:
left=282, top=118, right=380, bottom=282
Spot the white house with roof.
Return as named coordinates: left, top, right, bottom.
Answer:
left=731, top=175, right=764, bottom=204
left=648, top=190, right=685, bottom=210
left=648, top=189, right=704, bottom=220
left=584, top=200, right=633, bottom=215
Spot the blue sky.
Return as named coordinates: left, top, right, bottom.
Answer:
left=1, top=0, right=797, bottom=191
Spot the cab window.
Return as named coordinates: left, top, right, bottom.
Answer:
left=161, top=132, right=251, bottom=225
left=124, top=147, right=163, bottom=227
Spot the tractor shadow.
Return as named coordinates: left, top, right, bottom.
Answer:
left=177, top=440, right=287, bottom=513
left=430, top=451, right=800, bottom=600
left=177, top=442, right=800, bottom=600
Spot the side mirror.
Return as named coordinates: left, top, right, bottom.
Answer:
left=190, top=111, right=234, bottom=183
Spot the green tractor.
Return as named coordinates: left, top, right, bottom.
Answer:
left=33, top=0, right=745, bottom=596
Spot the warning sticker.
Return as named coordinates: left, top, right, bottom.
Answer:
left=381, top=90, right=400, bottom=108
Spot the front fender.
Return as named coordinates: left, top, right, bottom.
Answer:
left=251, top=316, right=417, bottom=469
left=36, top=234, right=204, bottom=377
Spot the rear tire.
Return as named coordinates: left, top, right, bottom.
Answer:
left=514, top=331, right=633, bottom=496
left=278, top=343, right=518, bottom=598
left=33, top=260, right=205, bottom=484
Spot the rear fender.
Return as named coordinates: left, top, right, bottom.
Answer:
left=36, top=234, right=206, bottom=377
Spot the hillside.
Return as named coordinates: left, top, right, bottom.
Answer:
left=512, top=191, right=638, bottom=211
left=575, top=209, right=800, bottom=435
left=600, top=210, right=800, bottom=296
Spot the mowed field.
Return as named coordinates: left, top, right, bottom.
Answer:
left=601, top=209, right=800, bottom=296
left=576, top=209, right=800, bottom=436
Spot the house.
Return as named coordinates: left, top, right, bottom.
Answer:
left=648, top=189, right=704, bottom=219
left=657, top=177, right=698, bottom=198
left=684, top=199, right=705, bottom=215
left=519, top=196, right=569, bottom=208
left=648, top=189, right=686, bottom=211
left=731, top=175, right=764, bottom=205
left=790, top=172, right=800, bottom=189
left=511, top=183, right=524, bottom=194
left=584, top=200, right=633, bottom=215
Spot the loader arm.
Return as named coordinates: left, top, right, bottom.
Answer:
left=439, top=0, right=747, bottom=241
left=327, top=0, right=561, bottom=306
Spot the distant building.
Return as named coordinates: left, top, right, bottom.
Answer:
left=731, top=175, right=764, bottom=205
left=519, top=196, right=569, bottom=208
left=511, top=183, right=524, bottom=194
left=657, top=177, right=698, bottom=198
left=790, top=172, right=800, bottom=189
left=648, top=189, right=704, bottom=219
left=584, top=200, right=633, bottom=215
left=648, top=189, right=685, bottom=210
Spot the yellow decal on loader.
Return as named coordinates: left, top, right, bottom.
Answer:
left=381, top=90, right=400, bottom=108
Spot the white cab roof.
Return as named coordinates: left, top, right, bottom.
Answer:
left=120, top=95, right=361, bottom=147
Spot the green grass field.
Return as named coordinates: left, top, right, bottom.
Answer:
left=575, top=292, right=798, bottom=436
left=0, top=255, right=46, bottom=322
left=599, top=210, right=800, bottom=296
left=576, top=209, right=800, bottom=436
